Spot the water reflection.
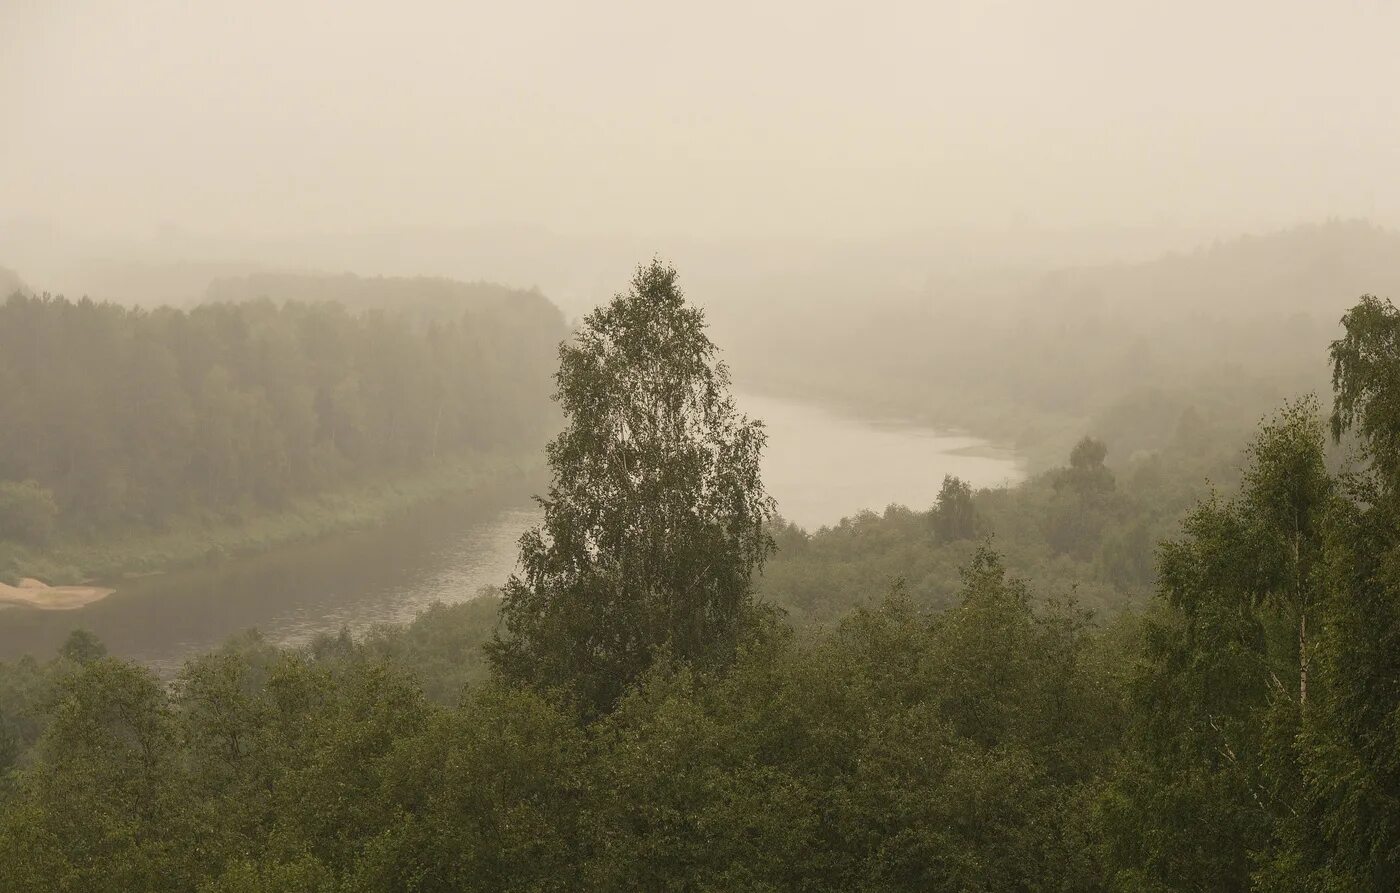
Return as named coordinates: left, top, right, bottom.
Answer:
left=744, top=392, right=1025, bottom=530
left=0, top=492, right=540, bottom=673
left=0, top=394, right=1024, bottom=671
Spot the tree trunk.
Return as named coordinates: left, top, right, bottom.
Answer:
left=1296, top=525, right=1308, bottom=708
left=1299, top=609, right=1308, bottom=708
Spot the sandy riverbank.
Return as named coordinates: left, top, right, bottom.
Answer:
left=0, top=578, right=115, bottom=610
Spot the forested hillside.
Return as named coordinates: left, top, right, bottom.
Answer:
left=3, top=268, right=1398, bottom=891
left=732, top=221, right=1400, bottom=468
left=0, top=288, right=566, bottom=578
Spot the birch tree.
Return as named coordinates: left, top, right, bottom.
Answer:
left=489, top=260, right=775, bottom=715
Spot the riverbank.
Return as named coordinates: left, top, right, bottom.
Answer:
left=0, top=390, right=1025, bottom=667
left=0, top=578, right=114, bottom=610
left=0, top=449, right=546, bottom=591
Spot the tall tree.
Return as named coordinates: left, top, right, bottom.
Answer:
left=1101, top=399, right=1332, bottom=890
left=1046, top=436, right=1118, bottom=559
left=1058, top=436, right=1116, bottom=497
left=489, top=260, right=774, bottom=715
left=1330, top=294, right=1400, bottom=493
left=1273, top=293, right=1400, bottom=890
left=930, top=475, right=978, bottom=543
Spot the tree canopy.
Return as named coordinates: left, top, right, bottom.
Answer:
left=0, top=290, right=564, bottom=542
left=490, top=260, right=774, bottom=714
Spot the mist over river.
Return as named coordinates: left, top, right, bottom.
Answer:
left=0, top=394, right=1023, bottom=672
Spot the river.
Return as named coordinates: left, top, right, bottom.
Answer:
left=0, top=393, right=1023, bottom=672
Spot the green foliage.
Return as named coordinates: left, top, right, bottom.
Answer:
left=490, top=260, right=775, bottom=715
left=198, top=856, right=334, bottom=893
left=353, top=685, right=588, bottom=891
left=1273, top=293, right=1400, bottom=890
left=0, top=656, right=48, bottom=778
left=57, top=630, right=106, bottom=666
left=0, top=480, right=58, bottom=547
left=0, top=290, right=564, bottom=540
left=1101, top=398, right=1341, bottom=890
left=1097, top=517, right=1156, bottom=589
left=0, top=542, right=1125, bottom=891
left=0, top=659, right=196, bottom=892
left=1059, top=436, right=1115, bottom=496
left=1330, top=293, right=1400, bottom=491
left=930, top=474, right=979, bottom=543
left=758, top=431, right=1209, bottom=628
left=1044, top=436, right=1118, bottom=559
left=350, top=594, right=503, bottom=705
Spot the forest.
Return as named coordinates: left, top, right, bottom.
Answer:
left=10, top=1, right=1400, bottom=887
left=726, top=221, right=1400, bottom=469
left=1, top=261, right=1398, bottom=891
left=0, top=281, right=565, bottom=582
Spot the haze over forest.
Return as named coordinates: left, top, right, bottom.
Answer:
left=6, top=3, right=1400, bottom=891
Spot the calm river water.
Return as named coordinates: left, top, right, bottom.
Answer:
left=0, top=393, right=1023, bottom=671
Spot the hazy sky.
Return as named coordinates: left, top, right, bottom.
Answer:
left=4, top=0, right=1399, bottom=249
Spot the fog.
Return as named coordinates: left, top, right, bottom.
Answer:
left=11, top=7, right=1400, bottom=884
left=5, top=0, right=1400, bottom=310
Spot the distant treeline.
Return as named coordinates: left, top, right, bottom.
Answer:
left=0, top=284, right=565, bottom=539
left=732, top=220, right=1400, bottom=467
left=204, top=272, right=548, bottom=328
